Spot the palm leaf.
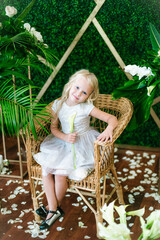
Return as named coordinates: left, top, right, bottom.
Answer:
left=0, top=81, right=51, bottom=139
left=149, top=23, right=160, bottom=52
left=14, top=0, right=37, bottom=26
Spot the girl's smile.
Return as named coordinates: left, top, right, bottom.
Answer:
left=66, top=77, right=93, bottom=106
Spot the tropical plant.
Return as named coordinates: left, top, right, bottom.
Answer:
left=0, top=0, right=57, bottom=139
left=112, top=23, right=160, bottom=130
left=98, top=200, right=160, bottom=240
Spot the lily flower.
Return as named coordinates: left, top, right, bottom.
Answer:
left=98, top=222, right=131, bottom=240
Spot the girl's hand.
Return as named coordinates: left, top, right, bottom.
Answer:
left=97, top=126, right=114, bottom=143
left=64, top=133, right=77, bottom=143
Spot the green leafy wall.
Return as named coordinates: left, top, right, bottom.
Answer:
left=1, top=0, right=160, bottom=147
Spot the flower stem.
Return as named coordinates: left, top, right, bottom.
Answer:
left=137, top=233, right=143, bottom=240
left=72, top=143, right=76, bottom=169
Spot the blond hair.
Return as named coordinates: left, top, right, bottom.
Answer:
left=56, top=69, right=99, bottom=115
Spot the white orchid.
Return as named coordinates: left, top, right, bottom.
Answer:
left=125, top=65, right=154, bottom=80
left=124, top=64, right=139, bottom=76
left=5, top=6, right=17, bottom=18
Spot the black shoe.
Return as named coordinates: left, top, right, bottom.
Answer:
left=36, top=205, right=48, bottom=219
left=40, top=207, right=64, bottom=230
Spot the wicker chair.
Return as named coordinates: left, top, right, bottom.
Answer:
left=24, top=94, right=133, bottom=238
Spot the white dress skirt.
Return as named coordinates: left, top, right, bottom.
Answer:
left=33, top=100, right=100, bottom=181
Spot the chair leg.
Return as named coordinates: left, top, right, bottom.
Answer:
left=33, top=197, right=41, bottom=221
left=111, top=165, right=125, bottom=205
left=29, top=178, right=41, bottom=221
left=95, top=212, right=103, bottom=239
left=116, top=185, right=125, bottom=205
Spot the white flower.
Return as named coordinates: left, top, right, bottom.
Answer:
left=124, top=65, right=139, bottom=76
left=125, top=64, right=154, bottom=80
left=5, top=6, right=17, bottom=18
left=30, top=27, right=36, bottom=35
left=101, top=201, right=115, bottom=225
left=147, top=85, right=155, bottom=96
left=137, top=66, right=154, bottom=80
left=98, top=222, right=131, bottom=240
left=24, top=23, right=31, bottom=31
left=30, top=27, right=43, bottom=42
left=114, top=205, right=128, bottom=225
left=33, top=31, right=43, bottom=42
left=158, top=50, right=160, bottom=57
left=146, top=210, right=160, bottom=226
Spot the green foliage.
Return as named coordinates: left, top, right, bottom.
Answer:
left=0, top=80, right=51, bottom=139
left=149, top=23, right=160, bottom=51
left=0, top=0, right=160, bottom=146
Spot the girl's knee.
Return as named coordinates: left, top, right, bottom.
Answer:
left=55, top=175, right=67, bottom=181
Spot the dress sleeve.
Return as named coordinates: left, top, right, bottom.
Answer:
left=83, top=102, right=95, bottom=116
left=51, top=99, right=59, bottom=112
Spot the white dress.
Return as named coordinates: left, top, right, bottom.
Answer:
left=33, top=100, right=100, bottom=180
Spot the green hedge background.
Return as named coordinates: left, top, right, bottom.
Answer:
left=1, top=0, right=160, bottom=147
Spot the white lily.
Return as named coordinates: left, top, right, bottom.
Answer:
left=114, top=204, right=129, bottom=225
left=98, top=222, right=131, bottom=240
left=101, top=201, right=115, bottom=225
left=68, top=112, right=77, bottom=169
left=139, top=216, right=151, bottom=240
left=147, top=85, right=155, bottom=96
left=149, top=220, right=160, bottom=239
left=127, top=207, right=145, bottom=217
left=146, top=209, right=160, bottom=227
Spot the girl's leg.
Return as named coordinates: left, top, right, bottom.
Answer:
left=42, top=173, right=58, bottom=219
left=55, top=175, right=68, bottom=206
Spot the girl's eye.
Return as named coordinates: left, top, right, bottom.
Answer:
left=83, top=91, right=87, bottom=95
left=76, top=86, right=79, bottom=89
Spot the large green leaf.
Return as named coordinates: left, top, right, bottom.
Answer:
left=0, top=80, right=51, bottom=139
left=149, top=23, right=160, bottom=52
left=112, top=84, right=156, bottom=130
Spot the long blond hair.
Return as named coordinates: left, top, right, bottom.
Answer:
left=56, top=69, right=99, bottom=115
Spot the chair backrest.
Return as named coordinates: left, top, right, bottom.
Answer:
left=92, top=94, right=133, bottom=135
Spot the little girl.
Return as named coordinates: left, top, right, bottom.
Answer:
left=34, top=69, right=118, bottom=230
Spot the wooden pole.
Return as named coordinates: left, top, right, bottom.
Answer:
left=36, top=0, right=106, bottom=100
left=92, top=17, right=132, bottom=80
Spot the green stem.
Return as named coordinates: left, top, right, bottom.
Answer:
left=137, top=233, right=143, bottom=240
left=72, top=143, right=76, bottom=169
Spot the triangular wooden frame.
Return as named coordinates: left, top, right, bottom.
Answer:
left=36, top=0, right=131, bottom=101
left=35, top=0, right=159, bottom=128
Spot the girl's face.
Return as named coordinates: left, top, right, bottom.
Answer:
left=67, top=77, right=93, bottom=106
